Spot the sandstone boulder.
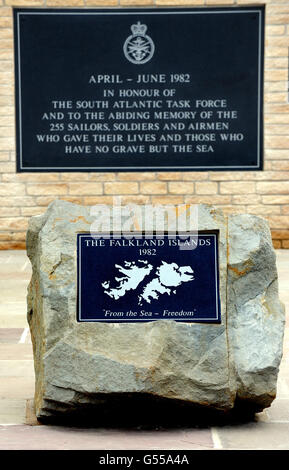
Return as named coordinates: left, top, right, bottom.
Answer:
left=26, top=200, right=285, bottom=421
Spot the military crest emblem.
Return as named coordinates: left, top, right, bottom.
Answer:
left=123, top=21, right=155, bottom=65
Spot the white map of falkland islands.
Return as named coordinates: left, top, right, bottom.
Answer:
left=101, top=260, right=194, bottom=306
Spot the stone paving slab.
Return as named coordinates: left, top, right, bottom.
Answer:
left=0, top=315, right=28, bottom=329
left=0, top=258, right=31, bottom=278
left=0, top=272, right=31, bottom=281
left=0, top=344, right=33, bottom=360
left=266, top=399, right=289, bottom=422
left=0, top=280, right=30, bottom=303
left=276, top=377, right=289, bottom=399
left=0, top=304, right=26, bottom=316
left=216, top=422, right=289, bottom=450
left=0, top=401, right=26, bottom=425
left=0, top=329, right=24, bottom=344
left=0, top=378, right=35, bottom=400
left=0, top=425, right=214, bottom=450
left=0, top=360, right=34, bottom=377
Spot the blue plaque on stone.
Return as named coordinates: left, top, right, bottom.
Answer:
left=77, top=233, right=221, bottom=323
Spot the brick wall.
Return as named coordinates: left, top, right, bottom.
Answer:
left=0, top=0, right=289, bottom=249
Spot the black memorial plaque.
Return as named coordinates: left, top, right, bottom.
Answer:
left=77, top=233, right=221, bottom=323
left=14, top=7, right=264, bottom=172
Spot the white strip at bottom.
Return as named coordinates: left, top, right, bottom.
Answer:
left=211, top=427, right=223, bottom=450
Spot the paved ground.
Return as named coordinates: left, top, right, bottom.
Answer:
left=0, top=249, right=288, bottom=450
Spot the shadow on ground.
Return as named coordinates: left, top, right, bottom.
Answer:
left=37, top=393, right=262, bottom=429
